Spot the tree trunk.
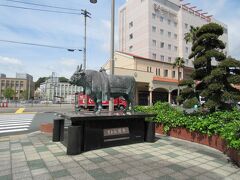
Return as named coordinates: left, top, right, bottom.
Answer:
left=177, top=67, right=180, bottom=105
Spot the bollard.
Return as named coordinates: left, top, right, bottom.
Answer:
left=144, top=121, right=155, bottom=142
left=67, top=126, right=83, bottom=155
left=52, top=118, right=64, bottom=142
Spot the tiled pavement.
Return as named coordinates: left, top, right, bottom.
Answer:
left=0, top=132, right=239, bottom=180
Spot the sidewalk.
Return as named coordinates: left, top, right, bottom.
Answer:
left=0, top=132, right=239, bottom=180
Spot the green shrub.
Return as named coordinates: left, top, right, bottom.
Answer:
left=135, top=102, right=240, bottom=150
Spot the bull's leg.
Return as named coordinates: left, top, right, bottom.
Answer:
left=123, top=95, right=130, bottom=113
left=130, top=97, right=135, bottom=112
left=93, top=98, right=98, bottom=112
left=96, top=94, right=103, bottom=114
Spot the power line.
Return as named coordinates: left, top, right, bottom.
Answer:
left=0, top=4, right=82, bottom=15
left=0, top=39, right=82, bottom=51
left=3, top=0, right=82, bottom=12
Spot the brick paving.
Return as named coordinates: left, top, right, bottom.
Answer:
left=0, top=132, right=239, bottom=180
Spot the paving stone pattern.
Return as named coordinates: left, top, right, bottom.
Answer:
left=0, top=132, right=239, bottom=180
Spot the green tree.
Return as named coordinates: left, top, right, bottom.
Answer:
left=173, top=57, right=185, bottom=97
left=180, top=23, right=240, bottom=111
left=184, top=26, right=199, bottom=44
left=35, top=77, right=48, bottom=90
left=20, top=90, right=28, bottom=100
left=59, top=77, right=69, bottom=83
left=3, top=88, right=15, bottom=100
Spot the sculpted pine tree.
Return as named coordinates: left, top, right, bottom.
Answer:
left=188, top=23, right=240, bottom=110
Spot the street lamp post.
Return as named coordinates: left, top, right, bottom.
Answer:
left=90, top=0, right=115, bottom=112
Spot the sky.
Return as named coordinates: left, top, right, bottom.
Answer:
left=0, top=0, right=239, bottom=81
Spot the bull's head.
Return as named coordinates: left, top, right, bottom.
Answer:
left=70, top=64, right=86, bottom=86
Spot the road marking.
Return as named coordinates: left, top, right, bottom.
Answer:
left=15, top=108, right=25, bottom=114
left=0, top=114, right=35, bottom=134
left=0, top=123, right=31, bottom=127
left=0, top=128, right=29, bottom=133
left=0, top=125, right=30, bottom=130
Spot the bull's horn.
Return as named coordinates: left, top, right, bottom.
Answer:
left=79, top=64, right=82, bottom=72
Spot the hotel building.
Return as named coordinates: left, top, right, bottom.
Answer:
left=119, top=0, right=228, bottom=67
left=103, top=0, right=229, bottom=105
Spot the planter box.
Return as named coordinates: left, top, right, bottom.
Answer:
left=155, top=124, right=240, bottom=166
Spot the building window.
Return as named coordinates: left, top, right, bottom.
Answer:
left=168, top=19, right=171, bottom=25
left=160, top=42, right=164, bottom=48
left=168, top=44, right=171, bottom=50
left=174, top=46, right=178, bottom=52
left=160, top=29, right=164, bottom=35
left=152, top=26, right=156, bottom=32
left=185, top=47, right=189, bottom=54
left=152, top=13, right=156, bottom=19
left=152, top=40, right=157, bottom=46
left=174, top=22, right=177, bottom=27
left=174, top=33, right=177, bottom=39
left=168, top=57, right=171, bottom=63
left=168, top=32, right=171, bottom=38
left=155, top=68, right=161, bottom=76
left=160, top=16, right=164, bottom=22
left=129, top=21, right=133, bottom=28
left=147, top=66, right=152, bottom=72
left=152, top=53, right=157, bottom=59
left=160, top=55, right=164, bottom=61
left=172, top=71, right=176, bottom=78
left=164, top=70, right=168, bottom=77
left=129, top=45, right=133, bottom=51
left=185, top=23, right=188, bottom=29
left=129, top=33, right=133, bottom=39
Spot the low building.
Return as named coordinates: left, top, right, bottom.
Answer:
left=40, top=78, right=82, bottom=102
left=0, top=73, right=34, bottom=100
left=103, top=51, right=193, bottom=105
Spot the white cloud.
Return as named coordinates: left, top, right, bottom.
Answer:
left=0, top=56, right=22, bottom=65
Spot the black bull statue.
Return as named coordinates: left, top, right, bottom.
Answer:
left=70, top=65, right=136, bottom=112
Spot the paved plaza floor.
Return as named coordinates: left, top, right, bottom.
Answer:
left=0, top=132, right=239, bottom=180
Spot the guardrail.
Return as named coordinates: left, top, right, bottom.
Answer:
left=0, top=102, right=8, bottom=108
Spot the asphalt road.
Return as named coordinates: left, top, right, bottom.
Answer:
left=0, top=104, right=74, bottom=113
left=0, top=104, right=75, bottom=136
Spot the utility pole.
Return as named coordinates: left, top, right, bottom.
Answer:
left=81, top=9, right=91, bottom=71
left=109, top=0, right=115, bottom=112
left=81, top=9, right=91, bottom=109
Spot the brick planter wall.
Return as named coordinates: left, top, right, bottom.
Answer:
left=155, top=124, right=240, bottom=166
left=40, top=123, right=53, bottom=134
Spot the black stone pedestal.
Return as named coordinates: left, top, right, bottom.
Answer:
left=56, top=112, right=156, bottom=155
left=67, top=126, right=83, bottom=155
left=52, top=118, right=64, bottom=142
left=145, top=121, right=155, bottom=142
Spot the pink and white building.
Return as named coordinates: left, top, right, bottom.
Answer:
left=119, top=0, right=229, bottom=68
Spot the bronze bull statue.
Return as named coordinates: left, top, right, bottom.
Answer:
left=70, top=65, right=136, bottom=112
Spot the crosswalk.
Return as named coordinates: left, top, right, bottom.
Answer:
left=0, top=114, right=35, bottom=134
